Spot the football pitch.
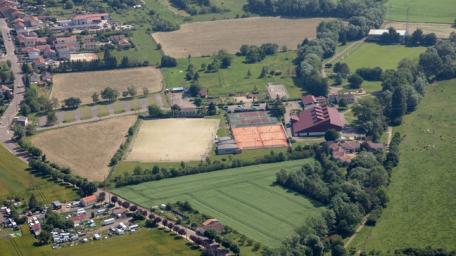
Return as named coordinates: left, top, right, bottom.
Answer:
left=114, top=160, right=322, bottom=247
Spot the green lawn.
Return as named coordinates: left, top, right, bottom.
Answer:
left=341, top=43, right=426, bottom=71
left=0, top=145, right=77, bottom=203
left=0, top=226, right=200, bottom=256
left=162, top=51, right=303, bottom=98
left=350, top=79, right=456, bottom=252
left=385, top=0, right=456, bottom=23
left=114, top=160, right=322, bottom=247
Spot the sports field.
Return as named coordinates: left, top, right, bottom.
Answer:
left=126, top=118, right=219, bottom=162
left=341, top=43, right=426, bottom=71
left=351, top=80, right=456, bottom=251
left=51, top=67, right=163, bottom=104
left=0, top=145, right=77, bottom=202
left=0, top=226, right=199, bottom=256
left=232, top=125, right=288, bottom=149
left=114, top=160, right=322, bottom=246
left=385, top=0, right=456, bottom=23
left=153, top=17, right=328, bottom=58
left=31, top=116, right=137, bottom=181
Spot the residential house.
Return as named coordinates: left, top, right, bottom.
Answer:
left=196, top=219, right=224, bottom=235
left=29, top=72, right=43, bottom=85
left=301, top=95, right=327, bottom=107
left=0, top=84, right=12, bottom=98
left=363, top=141, right=384, bottom=152
left=14, top=116, right=28, bottom=126
left=81, top=35, right=98, bottom=51
left=54, top=36, right=80, bottom=59
left=291, top=104, right=345, bottom=136
left=41, top=72, right=52, bottom=83
left=328, top=92, right=356, bottom=104
left=79, top=195, right=97, bottom=207
left=32, top=56, right=46, bottom=69
left=57, top=13, right=110, bottom=30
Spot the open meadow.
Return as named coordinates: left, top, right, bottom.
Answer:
left=31, top=116, right=137, bottom=181
left=126, top=118, right=219, bottom=162
left=0, top=145, right=77, bottom=202
left=51, top=67, right=163, bottom=104
left=0, top=226, right=199, bottom=256
left=162, top=51, right=302, bottom=97
left=153, top=17, right=328, bottom=58
left=340, top=43, right=426, bottom=71
left=114, top=160, right=322, bottom=247
left=350, top=80, right=456, bottom=251
left=385, top=0, right=456, bottom=23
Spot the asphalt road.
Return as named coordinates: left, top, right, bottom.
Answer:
left=0, top=18, right=26, bottom=158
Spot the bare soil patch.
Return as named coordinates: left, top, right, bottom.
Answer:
left=382, top=21, right=456, bottom=38
left=153, top=17, right=329, bottom=58
left=31, top=116, right=137, bottom=181
left=51, top=67, right=163, bottom=104
left=126, top=118, right=219, bottom=162
left=70, top=53, right=99, bottom=62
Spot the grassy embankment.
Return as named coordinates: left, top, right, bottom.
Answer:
left=350, top=79, right=456, bottom=252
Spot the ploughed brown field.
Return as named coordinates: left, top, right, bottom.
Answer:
left=31, top=116, right=137, bottom=181
left=382, top=21, right=456, bottom=38
left=51, top=67, right=163, bottom=104
left=153, top=17, right=330, bottom=58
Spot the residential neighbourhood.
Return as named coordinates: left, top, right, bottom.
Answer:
left=0, top=0, right=455, bottom=255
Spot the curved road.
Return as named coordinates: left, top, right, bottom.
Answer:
left=0, top=18, right=26, bottom=158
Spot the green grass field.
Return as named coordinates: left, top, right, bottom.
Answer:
left=0, top=145, right=77, bottom=203
left=350, top=79, right=456, bottom=252
left=341, top=43, right=426, bottom=71
left=114, top=160, right=322, bottom=247
left=162, top=51, right=302, bottom=98
left=386, top=0, right=456, bottom=23
left=0, top=226, right=199, bottom=256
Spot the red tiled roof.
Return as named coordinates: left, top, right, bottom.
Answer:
left=73, top=13, right=108, bottom=21
left=71, top=213, right=87, bottom=222
left=301, top=95, right=316, bottom=105
left=81, top=195, right=97, bottom=204
left=292, top=105, right=344, bottom=133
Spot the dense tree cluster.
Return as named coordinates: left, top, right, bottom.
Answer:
left=245, top=0, right=385, bottom=41
left=206, top=50, right=233, bottom=72
left=169, top=0, right=227, bottom=15
left=238, top=43, right=279, bottom=63
left=356, top=66, right=383, bottom=81
left=20, top=84, right=56, bottom=116
left=405, top=29, right=438, bottom=47
left=160, top=55, right=178, bottom=67
left=270, top=142, right=399, bottom=255
left=352, top=97, right=387, bottom=141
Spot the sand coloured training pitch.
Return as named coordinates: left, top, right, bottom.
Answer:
left=232, top=124, right=288, bottom=149
left=126, top=118, right=219, bottom=162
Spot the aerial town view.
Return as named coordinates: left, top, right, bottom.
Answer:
left=0, top=0, right=455, bottom=255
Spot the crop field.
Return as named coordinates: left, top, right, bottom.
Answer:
left=114, top=160, right=322, bottom=246
left=351, top=80, right=456, bottom=252
left=385, top=0, right=456, bottom=23
left=31, top=116, right=137, bottom=181
left=0, top=226, right=199, bottom=256
left=341, top=43, right=426, bottom=71
left=0, top=145, right=77, bottom=202
left=153, top=17, right=328, bottom=58
left=382, top=21, right=456, bottom=39
left=163, top=51, right=302, bottom=97
left=51, top=67, right=163, bottom=104
left=126, top=118, right=219, bottom=162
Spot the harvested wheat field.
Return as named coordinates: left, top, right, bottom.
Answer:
left=382, top=21, right=456, bottom=38
left=153, top=17, right=328, bottom=58
left=127, top=118, right=219, bottom=162
left=51, top=67, right=163, bottom=104
left=31, top=116, right=137, bottom=181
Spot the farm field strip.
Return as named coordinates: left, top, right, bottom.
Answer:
left=153, top=17, right=329, bottom=58
left=114, top=160, right=322, bottom=246
left=385, top=0, right=456, bottom=23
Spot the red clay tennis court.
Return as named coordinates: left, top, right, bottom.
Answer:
left=232, top=124, right=288, bottom=149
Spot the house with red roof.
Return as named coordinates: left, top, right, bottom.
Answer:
left=291, top=104, right=345, bottom=136
left=79, top=195, right=97, bottom=207
left=301, top=95, right=326, bottom=107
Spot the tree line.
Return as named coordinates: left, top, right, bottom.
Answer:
left=112, top=145, right=315, bottom=187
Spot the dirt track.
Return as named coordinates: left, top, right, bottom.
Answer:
left=383, top=21, right=456, bottom=38
left=31, top=116, right=136, bottom=181
left=153, top=17, right=329, bottom=58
